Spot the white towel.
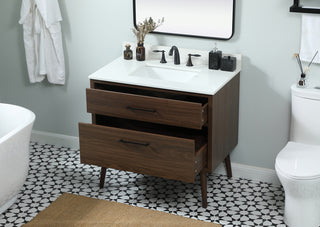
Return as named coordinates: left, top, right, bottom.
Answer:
left=19, top=0, right=65, bottom=85
left=300, top=13, right=320, bottom=64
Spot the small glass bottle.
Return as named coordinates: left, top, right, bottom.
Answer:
left=123, top=44, right=133, bottom=60
left=136, top=42, right=145, bottom=61
left=298, top=73, right=306, bottom=88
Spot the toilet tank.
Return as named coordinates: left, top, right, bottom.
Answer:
left=290, top=85, right=320, bottom=145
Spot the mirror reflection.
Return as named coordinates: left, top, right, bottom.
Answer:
left=133, top=0, right=235, bottom=40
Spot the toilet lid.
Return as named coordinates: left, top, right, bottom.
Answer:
left=275, top=142, right=320, bottom=180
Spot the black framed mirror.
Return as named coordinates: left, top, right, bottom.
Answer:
left=133, top=0, right=235, bottom=40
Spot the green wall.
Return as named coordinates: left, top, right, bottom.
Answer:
left=1, top=0, right=318, bottom=169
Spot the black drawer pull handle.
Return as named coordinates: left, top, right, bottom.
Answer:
left=126, top=106, right=157, bottom=113
left=119, top=139, right=150, bottom=147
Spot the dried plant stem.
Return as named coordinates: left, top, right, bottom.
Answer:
left=132, top=17, right=164, bottom=44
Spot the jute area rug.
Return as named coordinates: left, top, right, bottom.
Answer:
left=23, top=193, right=221, bottom=227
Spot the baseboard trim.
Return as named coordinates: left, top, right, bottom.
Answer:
left=31, top=130, right=79, bottom=150
left=31, top=130, right=280, bottom=185
left=214, top=162, right=280, bottom=186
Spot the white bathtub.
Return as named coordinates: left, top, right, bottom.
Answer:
left=0, top=103, right=35, bottom=214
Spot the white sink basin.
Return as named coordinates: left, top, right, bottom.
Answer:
left=129, top=65, right=199, bottom=83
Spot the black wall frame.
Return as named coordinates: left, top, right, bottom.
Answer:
left=133, top=0, right=236, bottom=40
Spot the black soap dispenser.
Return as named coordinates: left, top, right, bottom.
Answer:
left=209, top=43, right=222, bottom=70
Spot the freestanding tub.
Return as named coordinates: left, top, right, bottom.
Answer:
left=0, top=103, right=35, bottom=214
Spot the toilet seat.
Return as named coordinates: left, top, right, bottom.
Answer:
left=275, top=142, right=320, bottom=180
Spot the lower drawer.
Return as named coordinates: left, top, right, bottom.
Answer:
left=79, top=123, right=207, bottom=183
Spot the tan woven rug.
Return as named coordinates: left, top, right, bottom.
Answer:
left=23, top=193, right=220, bottom=227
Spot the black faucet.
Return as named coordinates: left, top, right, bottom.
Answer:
left=168, top=46, right=180, bottom=65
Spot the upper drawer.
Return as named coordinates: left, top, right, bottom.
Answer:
left=86, top=88, right=208, bottom=129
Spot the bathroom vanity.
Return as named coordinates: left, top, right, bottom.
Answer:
left=79, top=46, right=241, bottom=207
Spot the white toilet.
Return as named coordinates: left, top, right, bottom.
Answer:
left=275, top=84, right=320, bottom=227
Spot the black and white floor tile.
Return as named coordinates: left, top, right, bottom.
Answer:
left=0, top=142, right=286, bottom=227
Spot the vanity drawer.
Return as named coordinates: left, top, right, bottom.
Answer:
left=79, top=123, right=207, bottom=183
left=86, top=88, right=208, bottom=129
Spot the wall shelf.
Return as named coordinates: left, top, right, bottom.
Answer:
left=290, top=0, right=320, bottom=14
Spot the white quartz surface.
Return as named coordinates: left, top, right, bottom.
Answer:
left=89, top=45, right=241, bottom=95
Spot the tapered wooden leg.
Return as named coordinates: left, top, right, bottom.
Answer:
left=224, top=155, right=232, bottom=178
left=200, top=171, right=207, bottom=208
left=99, top=167, right=107, bottom=188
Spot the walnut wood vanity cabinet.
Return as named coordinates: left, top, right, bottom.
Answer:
left=79, top=74, right=240, bottom=208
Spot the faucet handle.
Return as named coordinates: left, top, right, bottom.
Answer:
left=153, top=50, right=167, bottom=63
left=186, top=54, right=201, bottom=67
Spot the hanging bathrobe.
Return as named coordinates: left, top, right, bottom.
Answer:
left=19, top=0, right=65, bottom=85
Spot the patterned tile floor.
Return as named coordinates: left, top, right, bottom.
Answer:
left=0, top=142, right=286, bottom=227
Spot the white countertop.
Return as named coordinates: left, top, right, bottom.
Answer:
left=89, top=44, right=241, bottom=95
